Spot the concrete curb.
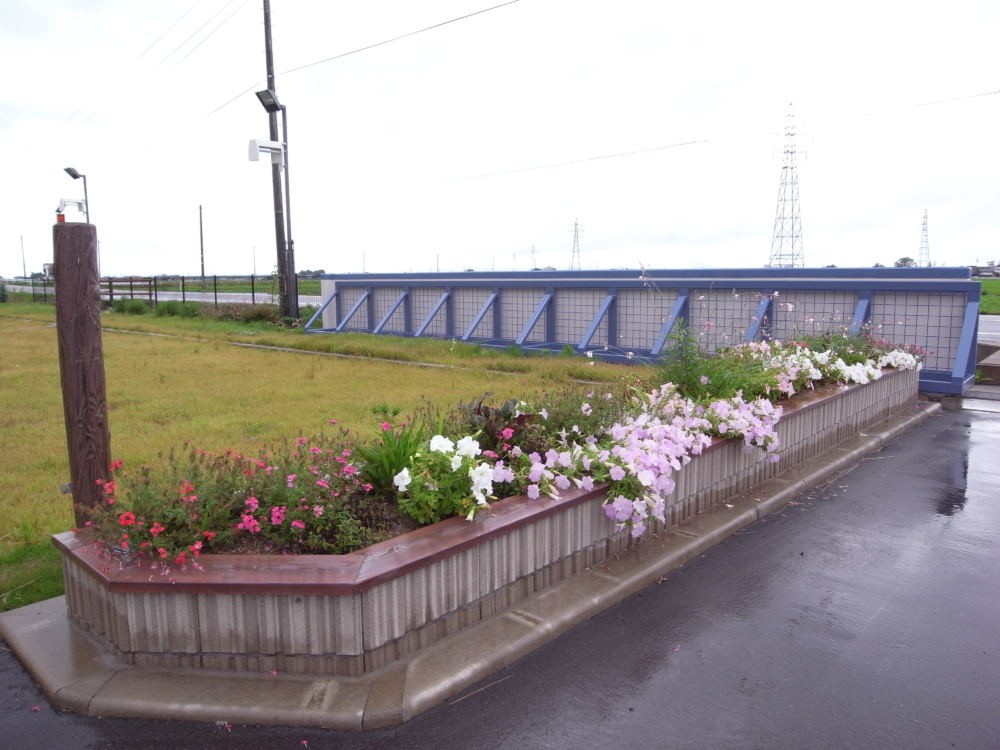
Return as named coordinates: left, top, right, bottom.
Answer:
left=0, top=401, right=940, bottom=730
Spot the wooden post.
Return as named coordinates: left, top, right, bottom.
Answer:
left=54, top=223, right=111, bottom=527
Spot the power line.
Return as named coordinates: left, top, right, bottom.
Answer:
left=281, top=0, right=520, bottom=75
left=204, top=0, right=521, bottom=117
left=171, top=0, right=251, bottom=69
left=446, top=139, right=709, bottom=182
left=156, top=0, right=244, bottom=68
left=136, top=1, right=200, bottom=61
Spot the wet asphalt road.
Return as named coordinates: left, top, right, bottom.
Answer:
left=2, top=405, right=998, bottom=749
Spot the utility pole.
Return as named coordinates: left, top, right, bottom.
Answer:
left=21, top=235, right=27, bottom=278
left=262, top=0, right=289, bottom=317
left=199, top=204, right=205, bottom=282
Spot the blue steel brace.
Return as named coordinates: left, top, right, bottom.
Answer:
left=334, top=288, right=371, bottom=333
left=652, top=290, right=689, bottom=355
left=579, top=290, right=617, bottom=351
left=414, top=290, right=450, bottom=338
left=463, top=290, right=498, bottom=341
left=952, top=299, right=980, bottom=390
left=373, top=290, right=408, bottom=334
left=849, top=290, right=872, bottom=336
left=304, top=291, right=337, bottom=332
left=745, top=293, right=774, bottom=343
left=516, top=291, right=554, bottom=346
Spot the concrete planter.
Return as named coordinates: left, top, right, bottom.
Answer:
left=56, top=368, right=918, bottom=678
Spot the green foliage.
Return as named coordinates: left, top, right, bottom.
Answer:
left=454, top=392, right=527, bottom=452
left=155, top=300, right=201, bottom=318
left=894, top=256, right=917, bottom=268
left=981, top=279, right=1000, bottom=314
left=0, top=282, right=7, bottom=303
left=0, top=542, right=63, bottom=613
left=394, top=447, right=486, bottom=524
left=656, top=324, right=776, bottom=402
left=794, top=331, right=882, bottom=365
left=111, top=298, right=151, bottom=314
left=86, top=433, right=388, bottom=563
left=354, top=406, right=428, bottom=494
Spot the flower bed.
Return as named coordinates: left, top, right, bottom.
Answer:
left=56, top=366, right=918, bottom=677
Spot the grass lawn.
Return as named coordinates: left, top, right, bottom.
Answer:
left=0, top=302, right=646, bottom=610
left=980, top=278, right=1000, bottom=315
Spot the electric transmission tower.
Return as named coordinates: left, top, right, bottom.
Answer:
left=918, top=209, right=930, bottom=267
left=569, top=219, right=583, bottom=270
left=767, top=106, right=805, bottom=268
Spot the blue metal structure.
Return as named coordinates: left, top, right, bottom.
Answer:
left=306, top=267, right=980, bottom=394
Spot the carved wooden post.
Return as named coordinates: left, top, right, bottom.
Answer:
left=54, top=222, right=111, bottom=527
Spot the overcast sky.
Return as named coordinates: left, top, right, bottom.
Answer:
left=2, top=0, right=998, bottom=279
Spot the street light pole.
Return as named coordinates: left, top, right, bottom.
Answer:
left=64, top=167, right=90, bottom=223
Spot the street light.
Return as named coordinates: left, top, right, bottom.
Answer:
left=64, top=167, right=90, bottom=223
left=251, top=88, right=297, bottom=318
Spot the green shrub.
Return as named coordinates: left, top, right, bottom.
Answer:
left=155, top=300, right=201, bottom=318
left=354, top=406, right=428, bottom=494
left=0, top=282, right=7, bottom=303
left=110, top=298, right=150, bottom=314
left=656, top=325, right=776, bottom=401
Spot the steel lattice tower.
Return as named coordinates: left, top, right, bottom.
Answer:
left=767, top=107, right=805, bottom=268
left=569, top=219, right=583, bottom=270
left=918, top=210, right=930, bottom=267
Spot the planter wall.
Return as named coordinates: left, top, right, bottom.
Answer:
left=56, top=368, right=918, bottom=677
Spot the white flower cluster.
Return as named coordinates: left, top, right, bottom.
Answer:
left=829, top=358, right=883, bottom=385
left=877, top=350, right=920, bottom=370
left=394, top=435, right=495, bottom=518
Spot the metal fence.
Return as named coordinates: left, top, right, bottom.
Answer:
left=307, top=267, right=981, bottom=394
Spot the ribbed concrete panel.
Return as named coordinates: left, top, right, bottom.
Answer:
left=123, top=592, right=199, bottom=654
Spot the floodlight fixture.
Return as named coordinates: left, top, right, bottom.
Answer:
left=255, top=89, right=281, bottom=114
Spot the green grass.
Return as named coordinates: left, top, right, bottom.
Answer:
left=0, top=542, right=63, bottom=612
left=980, top=278, right=1000, bottom=315
left=0, top=302, right=647, bottom=611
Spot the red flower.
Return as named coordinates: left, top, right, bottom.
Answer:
left=201, top=531, right=217, bottom=541
left=118, top=511, right=136, bottom=526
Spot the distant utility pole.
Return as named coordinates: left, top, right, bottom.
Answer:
left=767, top=105, right=805, bottom=268
left=21, top=235, right=26, bottom=278
left=918, top=209, right=930, bottom=267
left=199, top=204, right=205, bottom=282
left=569, top=219, right=583, bottom=270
